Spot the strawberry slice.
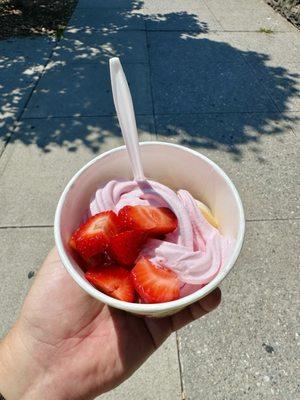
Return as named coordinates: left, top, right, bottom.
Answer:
left=118, top=206, right=177, bottom=236
left=86, top=252, right=111, bottom=268
left=72, top=248, right=113, bottom=273
left=131, top=257, right=180, bottom=303
left=110, top=230, right=147, bottom=266
left=85, top=265, right=135, bottom=302
left=69, top=235, right=77, bottom=251
left=70, top=211, right=119, bottom=259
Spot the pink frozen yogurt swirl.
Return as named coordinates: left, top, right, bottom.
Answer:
left=90, top=179, right=233, bottom=295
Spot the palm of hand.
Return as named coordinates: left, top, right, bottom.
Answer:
left=15, top=248, right=220, bottom=400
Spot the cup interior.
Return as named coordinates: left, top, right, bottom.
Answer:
left=55, top=142, right=245, bottom=316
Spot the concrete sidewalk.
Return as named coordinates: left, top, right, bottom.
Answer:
left=0, top=1, right=299, bottom=399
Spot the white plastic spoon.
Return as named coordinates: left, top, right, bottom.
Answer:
left=109, top=58, right=193, bottom=248
left=109, top=57, right=145, bottom=181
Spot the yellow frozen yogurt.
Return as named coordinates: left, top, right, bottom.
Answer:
left=195, top=200, right=219, bottom=229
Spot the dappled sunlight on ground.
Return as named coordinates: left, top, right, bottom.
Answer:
left=0, top=0, right=299, bottom=161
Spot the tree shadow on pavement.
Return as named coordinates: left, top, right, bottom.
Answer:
left=0, top=0, right=299, bottom=160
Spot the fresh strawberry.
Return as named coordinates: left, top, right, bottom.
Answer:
left=118, top=206, right=177, bottom=236
left=131, top=257, right=180, bottom=303
left=70, top=245, right=110, bottom=273
left=69, top=235, right=77, bottom=251
left=85, top=265, right=135, bottom=302
left=70, top=211, right=119, bottom=259
left=110, top=230, right=147, bottom=266
left=85, top=252, right=108, bottom=268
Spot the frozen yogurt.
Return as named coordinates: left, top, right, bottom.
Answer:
left=89, top=179, right=233, bottom=295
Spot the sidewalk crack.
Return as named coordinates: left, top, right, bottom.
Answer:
left=145, top=29, right=158, bottom=138
left=175, top=331, right=186, bottom=400
left=1, top=40, right=58, bottom=156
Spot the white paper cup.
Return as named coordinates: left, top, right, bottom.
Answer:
left=54, top=142, right=245, bottom=317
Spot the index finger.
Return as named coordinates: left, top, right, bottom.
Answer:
left=170, top=287, right=221, bottom=331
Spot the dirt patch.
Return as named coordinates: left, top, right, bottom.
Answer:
left=0, top=0, right=78, bottom=40
left=265, top=0, right=300, bottom=29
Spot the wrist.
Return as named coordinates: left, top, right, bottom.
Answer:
left=0, top=325, right=49, bottom=400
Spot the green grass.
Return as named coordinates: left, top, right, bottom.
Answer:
left=259, top=27, right=274, bottom=34
left=55, top=24, right=66, bottom=40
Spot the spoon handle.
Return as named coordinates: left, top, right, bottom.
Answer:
left=109, top=57, right=145, bottom=181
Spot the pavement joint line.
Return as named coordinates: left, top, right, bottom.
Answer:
left=43, top=58, right=148, bottom=68
left=63, top=27, right=293, bottom=34
left=246, top=217, right=300, bottom=222
left=203, top=0, right=225, bottom=31
left=20, top=110, right=297, bottom=121
left=216, top=29, right=295, bottom=33
left=145, top=28, right=158, bottom=138
left=0, top=121, right=18, bottom=160
left=142, top=11, right=147, bottom=32
left=20, top=113, right=152, bottom=120
left=16, top=47, right=56, bottom=121
left=66, top=27, right=146, bottom=33
left=288, top=117, right=299, bottom=136
left=238, top=47, right=282, bottom=114
left=175, top=331, right=185, bottom=400
left=0, top=217, right=299, bottom=230
left=155, top=110, right=296, bottom=116
left=1, top=44, right=58, bottom=157
left=145, top=28, right=294, bottom=35
left=290, top=127, right=297, bottom=137
left=0, top=225, right=54, bottom=230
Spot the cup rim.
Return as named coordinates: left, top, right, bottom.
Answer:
left=54, top=141, right=245, bottom=313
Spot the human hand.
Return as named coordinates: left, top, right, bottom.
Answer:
left=0, top=247, right=221, bottom=400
